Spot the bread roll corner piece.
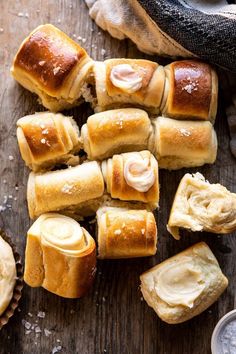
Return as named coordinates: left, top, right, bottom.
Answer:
left=167, top=173, right=236, bottom=239
left=140, top=242, right=228, bottom=324
left=24, top=213, right=96, bottom=298
left=11, top=24, right=94, bottom=111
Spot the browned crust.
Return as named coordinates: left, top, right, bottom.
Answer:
left=20, top=118, right=65, bottom=159
left=105, top=59, right=158, bottom=98
left=101, top=210, right=157, bottom=258
left=168, top=60, right=212, bottom=120
left=13, top=25, right=87, bottom=93
left=88, top=111, right=148, bottom=144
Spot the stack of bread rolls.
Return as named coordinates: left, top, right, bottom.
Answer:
left=11, top=24, right=231, bottom=325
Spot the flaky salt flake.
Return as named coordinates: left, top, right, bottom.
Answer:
left=35, top=326, right=42, bottom=334
left=101, top=49, right=106, bottom=56
left=180, top=128, right=191, bottom=137
left=9, top=155, right=14, bottom=161
left=114, top=229, right=121, bottom=235
left=39, top=61, right=46, bottom=66
left=141, top=228, right=145, bottom=235
left=41, top=138, right=46, bottom=144
left=44, top=329, right=52, bottom=337
left=0, top=28, right=4, bottom=33
left=37, top=311, right=45, bottom=318
left=82, top=38, right=86, bottom=43
left=53, top=67, right=60, bottom=75
left=17, top=12, right=24, bottom=17
left=28, top=312, right=33, bottom=317
left=52, top=345, right=62, bottom=354
left=22, top=319, right=31, bottom=330
left=61, top=184, right=73, bottom=194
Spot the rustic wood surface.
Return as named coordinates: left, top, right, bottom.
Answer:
left=0, top=1, right=236, bottom=353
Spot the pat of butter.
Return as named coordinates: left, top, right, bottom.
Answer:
left=110, top=64, right=142, bottom=93
left=155, top=257, right=205, bottom=308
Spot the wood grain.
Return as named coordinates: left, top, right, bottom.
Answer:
left=0, top=1, right=236, bottom=353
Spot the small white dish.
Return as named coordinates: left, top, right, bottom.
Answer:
left=211, top=309, right=236, bottom=354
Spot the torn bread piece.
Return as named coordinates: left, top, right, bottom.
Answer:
left=167, top=173, right=236, bottom=239
left=140, top=242, right=228, bottom=324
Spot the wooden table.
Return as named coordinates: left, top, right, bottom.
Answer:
left=0, top=1, right=235, bottom=353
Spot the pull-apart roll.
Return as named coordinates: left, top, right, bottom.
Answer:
left=24, top=213, right=96, bottom=298
left=140, top=242, right=228, bottom=324
left=151, top=116, right=217, bottom=170
left=27, top=161, right=104, bottom=219
left=11, top=24, right=94, bottom=111
left=93, top=59, right=165, bottom=113
left=161, top=60, right=218, bottom=122
left=167, top=173, right=236, bottom=239
left=96, top=206, right=157, bottom=259
left=17, top=112, right=81, bottom=171
left=81, top=108, right=152, bottom=160
left=102, top=151, right=159, bottom=208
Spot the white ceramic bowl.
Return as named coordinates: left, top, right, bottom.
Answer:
left=211, top=309, right=236, bottom=354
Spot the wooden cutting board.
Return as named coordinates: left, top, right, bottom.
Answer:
left=0, top=1, right=235, bottom=353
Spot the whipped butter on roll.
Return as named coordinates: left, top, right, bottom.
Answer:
left=124, top=156, right=155, bottom=192
left=40, top=214, right=87, bottom=255
left=110, top=64, right=143, bottom=93
left=155, top=257, right=205, bottom=308
left=24, top=213, right=96, bottom=298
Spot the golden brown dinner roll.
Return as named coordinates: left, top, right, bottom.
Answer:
left=17, top=112, right=81, bottom=171
left=140, top=242, right=228, bottom=324
left=24, top=213, right=96, bottom=298
left=161, top=60, right=218, bottom=122
left=27, top=161, right=104, bottom=219
left=81, top=108, right=152, bottom=160
left=96, top=206, right=157, bottom=259
left=167, top=173, right=236, bottom=239
left=101, top=151, right=159, bottom=208
left=11, top=24, right=94, bottom=111
left=151, top=116, right=217, bottom=170
left=93, top=59, right=165, bottom=113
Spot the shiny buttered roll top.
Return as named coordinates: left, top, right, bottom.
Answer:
left=24, top=213, right=96, bottom=298
left=27, top=161, right=105, bottom=219
left=96, top=206, right=157, bottom=259
left=167, top=173, right=236, bottom=239
left=101, top=150, right=159, bottom=208
left=11, top=24, right=94, bottom=111
left=81, top=108, right=153, bottom=160
left=93, top=59, right=165, bottom=113
left=161, top=60, right=218, bottom=122
left=17, top=112, right=81, bottom=171
left=151, top=116, right=217, bottom=170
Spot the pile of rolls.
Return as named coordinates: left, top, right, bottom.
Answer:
left=11, top=23, right=227, bottom=324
